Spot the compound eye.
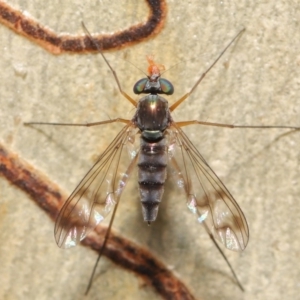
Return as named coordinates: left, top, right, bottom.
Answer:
left=133, top=78, right=148, bottom=94
left=159, top=78, right=174, bottom=95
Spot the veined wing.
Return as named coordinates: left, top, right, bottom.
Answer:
left=168, top=124, right=249, bottom=251
left=54, top=124, right=138, bottom=248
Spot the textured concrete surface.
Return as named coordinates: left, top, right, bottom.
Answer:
left=0, top=1, right=300, bottom=300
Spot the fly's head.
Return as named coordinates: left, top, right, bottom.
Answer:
left=133, top=55, right=174, bottom=95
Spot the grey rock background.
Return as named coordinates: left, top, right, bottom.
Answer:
left=0, top=1, right=300, bottom=299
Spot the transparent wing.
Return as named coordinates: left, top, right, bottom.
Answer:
left=54, top=124, right=139, bottom=248
left=168, top=124, right=249, bottom=251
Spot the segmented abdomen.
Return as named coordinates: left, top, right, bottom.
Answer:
left=138, top=136, right=167, bottom=222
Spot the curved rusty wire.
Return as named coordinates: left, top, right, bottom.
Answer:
left=0, top=143, right=197, bottom=300
left=0, top=0, right=167, bottom=54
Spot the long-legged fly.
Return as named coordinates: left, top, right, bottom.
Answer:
left=25, top=26, right=300, bottom=294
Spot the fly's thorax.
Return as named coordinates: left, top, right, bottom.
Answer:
left=133, top=94, right=171, bottom=140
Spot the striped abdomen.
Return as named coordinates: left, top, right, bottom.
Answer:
left=138, top=136, right=167, bottom=223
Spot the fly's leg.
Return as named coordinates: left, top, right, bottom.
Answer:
left=81, top=22, right=137, bottom=108
left=170, top=29, right=245, bottom=112
left=24, top=118, right=131, bottom=127
left=85, top=150, right=138, bottom=295
left=170, top=155, right=244, bottom=291
left=176, top=120, right=300, bottom=131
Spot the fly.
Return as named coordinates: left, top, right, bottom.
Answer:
left=25, top=26, right=300, bottom=294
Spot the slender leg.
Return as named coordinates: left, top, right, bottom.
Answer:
left=170, top=29, right=245, bottom=112
left=202, top=222, right=244, bottom=291
left=176, top=120, right=300, bottom=130
left=81, top=22, right=137, bottom=108
left=24, top=118, right=131, bottom=127
left=170, top=155, right=244, bottom=291
left=85, top=151, right=138, bottom=295
left=85, top=197, right=120, bottom=295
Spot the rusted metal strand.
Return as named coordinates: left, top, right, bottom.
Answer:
left=0, top=0, right=167, bottom=54
left=0, top=143, right=197, bottom=300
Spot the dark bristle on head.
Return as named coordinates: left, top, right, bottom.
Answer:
left=147, top=221, right=151, bottom=226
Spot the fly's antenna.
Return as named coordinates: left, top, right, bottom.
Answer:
left=124, top=58, right=148, bottom=77
left=160, top=60, right=182, bottom=76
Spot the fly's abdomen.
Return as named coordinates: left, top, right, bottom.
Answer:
left=138, top=136, right=167, bottom=223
